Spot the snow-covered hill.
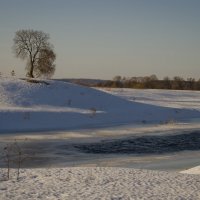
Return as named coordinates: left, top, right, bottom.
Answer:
left=0, top=78, right=200, bottom=132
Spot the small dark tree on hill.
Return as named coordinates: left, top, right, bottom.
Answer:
left=11, top=70, right=15, bottom=77
left=13, top=29, right=56, bottom=78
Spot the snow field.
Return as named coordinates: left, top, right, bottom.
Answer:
left=1, top=78, right=200, bottom=199
left=1, top=167, right=200, bottom=200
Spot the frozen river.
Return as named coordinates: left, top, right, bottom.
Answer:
left=1, top=124, right=200, bottom=172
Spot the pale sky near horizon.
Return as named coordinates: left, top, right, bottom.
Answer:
left=0, top=0, right=199, bottom=79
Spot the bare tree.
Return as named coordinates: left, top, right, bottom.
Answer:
left=149, top=74, right=158, bottom=81
left=33, top=48, right=56, bottom=78
left=113, top=75, right=122, bottom=82
left=11, top=141, right=28, bottom=180
left=2, top=140, right=29, bottom=181
left=13, top=29, right=56, bottom=78
left=163, top=76, right=171, bottom=89
left=3, top=144, right=12, bottom=180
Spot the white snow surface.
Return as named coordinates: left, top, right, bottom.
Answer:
left=1, top=79, right=200, bottom=199
left=99, top=87, right=200, bottom=110
left=1, top=167, right=200, bottom=200
left=0, top=78, right=200, bottom=132
left=181, top=166, right=200, bottom=175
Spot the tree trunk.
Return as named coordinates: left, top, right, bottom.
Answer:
left=29, top=58, right=34, bottom=78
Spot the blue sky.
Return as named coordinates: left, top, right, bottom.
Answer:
left=0, top=0, right=200, bottom=79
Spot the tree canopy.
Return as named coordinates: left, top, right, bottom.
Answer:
left=13, top=29, right=56, bottom=78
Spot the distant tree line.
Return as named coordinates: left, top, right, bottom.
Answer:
left=95, top=75, right=200, bottom=90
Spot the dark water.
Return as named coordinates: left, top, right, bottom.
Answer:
left=67, top=131, right=200, bottom=154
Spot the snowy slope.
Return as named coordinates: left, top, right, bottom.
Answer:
left=0, top=78, right=200, bottom=132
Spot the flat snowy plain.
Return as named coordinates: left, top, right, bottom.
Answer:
left=1, top=78, right=200, bottom=199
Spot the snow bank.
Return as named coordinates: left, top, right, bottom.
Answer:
left=0, top=167, right=200, bottom=200
left=181, top=165, right=200, bottom=175
left=0, top=78, right=200, bottom=132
